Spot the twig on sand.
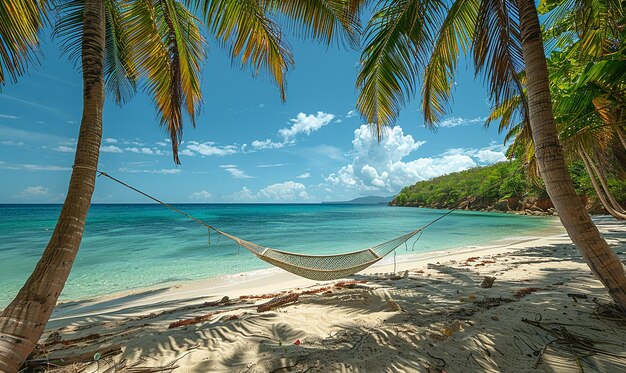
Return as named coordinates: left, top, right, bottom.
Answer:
left=257, top=293, right=300, bottom=313
left=25, top=344, right=122, bottom=370
left=426, top=351, right=447, bottom=368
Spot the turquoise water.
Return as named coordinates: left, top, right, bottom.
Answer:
left=0, top=204, right=553, bottom=308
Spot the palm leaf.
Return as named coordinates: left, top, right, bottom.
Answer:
left=472, top=0, right=527, bottom=120
left=356, top=0, right=445, bottom=139
left=422, top=0, right=479, bottom=125
left=54, top=0, right=138, bottom=105
left=0, top=0, right=48, bottom=86
left=126, top=0, right=205, bottom=164
left=194, top=0, right=293, bottom=100
left=266, top=0, right=366, bottom=48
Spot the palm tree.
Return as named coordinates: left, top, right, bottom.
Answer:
left=0, top=0, right=364, bottom=370
left=355, top=0, right=626, bottom=310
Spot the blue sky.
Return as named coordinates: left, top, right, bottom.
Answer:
left=0, top=27, right=508, bottom=203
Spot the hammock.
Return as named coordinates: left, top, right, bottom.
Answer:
left=97, top=171, right=453, bottom=281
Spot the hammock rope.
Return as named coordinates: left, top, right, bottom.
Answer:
left=97, top=170, right=454, bottom=281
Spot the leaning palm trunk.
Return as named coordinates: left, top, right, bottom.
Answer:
left=587, top=152, right=626, bottom=214
left=579, top=149, right=626, bottom=220
left=0, top=1, right=106, bottom=371
left=517, top=0, right=626, bottom=310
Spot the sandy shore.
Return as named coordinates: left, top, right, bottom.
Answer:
left=31, top=217, right=626, bottom=372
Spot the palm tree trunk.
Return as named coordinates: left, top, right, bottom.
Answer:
left=517, top=0, right=626, bottom=311
left=0, top=1, right=106, bottom=371
left=579, top=149, right=626, bottom=220
left=587, top=152, right=626, bottom=214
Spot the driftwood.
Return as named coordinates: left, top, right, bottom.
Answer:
left=25, top=344, right=122, bottom=369
left=257, top=294, right=300, bottom=313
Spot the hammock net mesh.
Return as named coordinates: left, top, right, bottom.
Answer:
left=214, top=228, right=421, bottom=281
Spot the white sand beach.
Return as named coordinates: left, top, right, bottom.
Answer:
left=30, top=217, right=626, bottom=372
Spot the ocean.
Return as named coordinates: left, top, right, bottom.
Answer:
left=0, top=204, right=554, bottom=308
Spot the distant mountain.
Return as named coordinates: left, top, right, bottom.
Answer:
left=322, top=196, right=393, bottom=205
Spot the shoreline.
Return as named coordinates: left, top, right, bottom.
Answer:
left=31, top=216, right=626, bottom=372
left=48, top=217, right=565, bottom=328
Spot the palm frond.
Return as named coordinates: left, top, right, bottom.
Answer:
left=194, top=0, right=293, bottom=100
left=422, top=0, right=479, bottom=126
left=104, top=0, right=138, bottom=105
left=127, top=0, right=205, bottom=164
left=266, top=0, right=367, bottom=49
left=472, top=0, right=527, bottom=121
left=54, top=0, right=138, bottom=104
left=357, top=0, right=445, bottom=139
left=0, top=0, right=48, bottom=86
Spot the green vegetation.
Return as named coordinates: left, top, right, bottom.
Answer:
left=392, top=160, right=626, bottom=213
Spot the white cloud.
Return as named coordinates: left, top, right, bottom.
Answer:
left=1, top=140, right=24, bottom=146
left=190, top=190, right=212, bottom=200
left=296, top=172, right=311, bottom=179
left=438, top=116, right=487, bottom=128
left=104, top=138, right=118, bottom=144
left=220, top=164, right=253, bottom=179
left=251, top=111, right=336, bottom=151
left=118, top=167, right=180, bottom=174
left=125, top=147, right=154, bottom=155
left=442, top=143, right=508, bottom=164
left=0, top=114, right=20, bottom=119
left=255, top=163, right=289, bottom=168
left=278, top=111, right=335, bottom=141
left=180, top=149, right=195, bottom=156
left=231, top=181, right=309, bottom=201
left=0, top=161, right=70, bottom=171
left=325, top=125, right=508, bottom=193
left=325, top=124, right=472, bottom=192
left=345, top=109, right=358, bottom=118
left=185, top=141, right=238, bottom=156
left=156, top=141, right=167, bottom=147
left=251, top=139, right=284, bottom=150
left=20, top=185, right=49, bottom=197
left=53, top=145, right=75, bottom=153
left=475, top=148, right=507, bottom=163
left=101, top=145, right=123, bottom=153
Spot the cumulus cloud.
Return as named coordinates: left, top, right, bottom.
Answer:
left=189, top=190, right=212, bottom=200
left=278, top=112, right=335, bottom=141
left=185, top=141, right=239, bottom=156
left=345, top=109, right=358, bottom=118
left=220, top=164, right=253, bottom=179
left=20, top=185, right=49, bottom=197
left=251, top=111, right=335, bottom=150
left=101, top=145, right=123, bottom=153
left=53, top=145, right=75, bottom=153
left=156, top=141, right=167, bottom=147
left=125, top=147, right=154, bottom=155
left=296, top=172, right=311, bottom=179
left=443, top=143, right=508, bottom=164
left=15, top=185, right=64, bottom=201
left=438, top=116, right=487, bottom=128
left=231, top=181, right=309, bottom=201
left=104, top=138, right=118, bottom=144
left=251, top=139, right=284, bottom=150
left=325, top=125, right=473, bottom=192
left=325, top=125, right=508, bottom=193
